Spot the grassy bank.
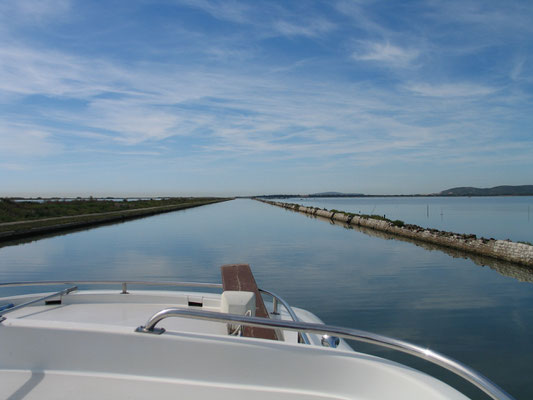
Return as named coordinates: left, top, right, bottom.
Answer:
left=0, top=197, right=223, bottom=223
left=0, top=197, right=230, bottom=240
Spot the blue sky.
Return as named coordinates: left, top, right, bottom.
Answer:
left=1, top=0, right=532, bottom=196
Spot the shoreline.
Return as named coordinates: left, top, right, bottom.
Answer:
left=0, top=198, right=230, bottom=243
left=256, top=194, right=533, bottom=199
left=257, top=199, right=533, bottom=268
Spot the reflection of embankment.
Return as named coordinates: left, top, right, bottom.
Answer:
left=258, top=199, right=533, bottom=269
left=0, top=218, right=131, bottom=249
left=307, top=213, right=533, bottom=283
left=0, top=199, right=230, bottom=246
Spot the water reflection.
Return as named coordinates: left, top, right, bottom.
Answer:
left=0, top=199, right=532, bottom=399
left=277, top=196, right=533, bottom=243
left=306, top=211, right=533, bottom=284
left=0, top=220, right=131, bottom=250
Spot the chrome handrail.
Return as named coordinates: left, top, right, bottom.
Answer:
left=0, top=282, right=303, bottom=329
left=259, top=288, right=310, bottom=345
left=0, top=281, right=306, bottom=337
left=136, top=308, right=515, bottom=400
left=0, top=286, right=77, bottom=320
left=0, top=280, right=223, bottom=289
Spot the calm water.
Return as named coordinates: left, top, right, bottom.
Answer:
left=276, top=196, right=533, bottom=243
left=1, top=199, right=532, bottom=399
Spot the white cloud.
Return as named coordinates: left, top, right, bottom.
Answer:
left=426, top=0, right=533, bottom=36
left=274, top=19, right=335, bottom=38
left=86, top=99, right=183, bottom=145
left=353, top=41, right=419, bottom=67
left=16, top=0, right=70, bottom=19
left=510, top=57, right=526, bottom=81
left=0, top=163, right=27, bottom=171
left=405, top=83, right=498, bottom=98
left=0, top=0, right=70, bottom=41
left=0, top=36, right=528, bottom=173
left=0, top=46, right=125, bottom=98
left=174, top=0, right=335, bottom=39
left=0, top=122, right=61, bottom=157
left=173, top=0, right=251, bottom=24
left=335, top=0, right=390, bottom=38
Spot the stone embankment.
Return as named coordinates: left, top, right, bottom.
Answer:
left=257, top=199, right=533, bottom=268
left=321, top=214, right=533, bottom=282
left=0, top=199, right=229, bottom=243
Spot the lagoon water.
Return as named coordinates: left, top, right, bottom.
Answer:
left=1, top=199, right=532, bottom=399
left=278, top=196, right=533, bottom=243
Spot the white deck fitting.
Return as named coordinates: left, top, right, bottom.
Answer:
left=0, top=290, right=469, bottom=399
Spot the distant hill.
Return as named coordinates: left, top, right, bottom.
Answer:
left=310, top=192, right=364, bottom=197
left=439, top=185, right=533, bottom=196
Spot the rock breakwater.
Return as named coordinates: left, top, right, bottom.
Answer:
left=257, top=199, right=533, bottom=268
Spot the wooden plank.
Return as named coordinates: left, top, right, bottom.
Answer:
left=221, top=264, right=278, bottom=340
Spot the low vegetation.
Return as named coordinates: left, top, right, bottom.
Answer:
left=0, top=197, right=229, bottom=237
left=0, top=197, right=221, bottom=223
left=308, top=207, right=406, bottom=227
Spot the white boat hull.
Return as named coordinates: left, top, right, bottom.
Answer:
left=0, top=289, right=469, bottom=399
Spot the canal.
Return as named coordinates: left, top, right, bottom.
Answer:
left=0, top=199, right=532, bottom=399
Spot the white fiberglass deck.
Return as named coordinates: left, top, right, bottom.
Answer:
left=3, top=290, right=228, bottom=335
left=0, top=289, right=469, bottom=399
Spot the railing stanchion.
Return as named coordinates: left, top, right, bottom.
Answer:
left=272, top=298, right=279, bottom=314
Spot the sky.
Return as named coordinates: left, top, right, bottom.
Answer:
left=1, top=0, right=532, bottom=197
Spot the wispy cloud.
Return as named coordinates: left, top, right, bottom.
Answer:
left=405, top=83, right=498, bottom=98
left=85, top=99, right=184, bottom=145
left=334, top=0, right=391, bottom=38
left=0, top=0, right=70, bottom=24
left=510, top=57, right=526, bottom=81
left=0, top=46, right=124, bottom=98
left=425, top=0, right=533, bottom=36
left=353, top=41, right=419, bottom=67
left=274, top=18, right=335, bottom=38
left=174, top=0, right=252, bottom=24
left=0, top=122, right=61, bottom=157
left=0, top=163, right=28, bottom=171
left=0, top=0, right=531, bottom=194
left=175, top=0, right=336, bottom=39
left=0, top=38, right=528, bottom=172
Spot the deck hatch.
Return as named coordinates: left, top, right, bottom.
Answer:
left=187, top=295, right=203, bottom=307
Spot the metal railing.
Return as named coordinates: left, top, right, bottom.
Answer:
left=0, top=280, right=223, bottom=291
left=0, top=280, right=516, bottom=399
left=258, top=288, right=310, bottom=344
left=0, top=286, right=78, bottom=322
left=0, top=281, right=307, bottom=340
left=136, top=308, right=515, bottom=400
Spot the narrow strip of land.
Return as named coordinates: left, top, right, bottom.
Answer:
left=0, top=198, right=231, bottom=242
left=0, top=204, right=203, bottom=227
left=257, top=199, right=533, bottom=268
